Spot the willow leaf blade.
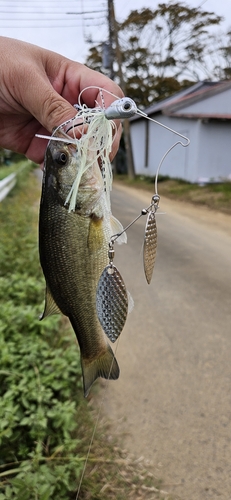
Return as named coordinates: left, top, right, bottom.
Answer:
left=143, top=211, right=158, bottom=284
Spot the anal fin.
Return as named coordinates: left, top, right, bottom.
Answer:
left=40, top=285, right=62, bottom=320
left=81, top=344, right=120, bottom=397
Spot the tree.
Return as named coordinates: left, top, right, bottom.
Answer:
left=86, top=46, right=104, bottom=74
left=119, top=2, right=222, bottom=102
left=85, top=1, right=224, bottom=107
left=215, top=30, right=231, bottom=79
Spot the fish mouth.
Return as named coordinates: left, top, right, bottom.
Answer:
left=56, top=115, right=88, bottom=142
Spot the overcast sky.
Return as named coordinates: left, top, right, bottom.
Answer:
left=0, top=0, right=230, bottom=63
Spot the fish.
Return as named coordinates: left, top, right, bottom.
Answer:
left=39, top=121, right=126, bottom=397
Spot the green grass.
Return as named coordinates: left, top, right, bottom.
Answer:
left=0, top=165, right=16, bottom=180
left=0, top=154, right=29, bottom=180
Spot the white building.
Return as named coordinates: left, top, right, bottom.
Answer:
left=130, top=81, right=231, bottom=183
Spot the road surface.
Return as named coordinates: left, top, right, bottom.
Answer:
left=101, top=183, right=231, bottom=500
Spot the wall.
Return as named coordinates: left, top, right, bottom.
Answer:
left=131, top=114, right=198, bottom=182
left=130, top=113, right=231, bottom=183
left=197, top=121, right=231, bottom=181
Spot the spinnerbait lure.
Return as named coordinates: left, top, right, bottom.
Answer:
left=36, top=89, right=190, bottom=344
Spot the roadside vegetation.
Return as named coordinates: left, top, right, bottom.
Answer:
left=87, top=2, right=230, bottom=108
left=115, top=174, right=231, bottom=215
left=0, top=153, right=27, bottom=180
left=0, top=163, right=176, bottom=499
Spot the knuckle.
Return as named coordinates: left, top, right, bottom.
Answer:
left=42, top=91, right=73, bottom=131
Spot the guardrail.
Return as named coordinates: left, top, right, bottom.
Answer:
left=0, top=173, right=16, bottom=202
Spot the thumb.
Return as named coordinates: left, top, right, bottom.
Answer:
left=24, top=77, right=76, bottom=132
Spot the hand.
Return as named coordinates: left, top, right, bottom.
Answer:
left=0, top=37, right=123, bottom=164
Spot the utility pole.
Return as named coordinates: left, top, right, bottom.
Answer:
left=107, top=0, right=135, bottom=179
left=107, top=0, right=114, bottom=80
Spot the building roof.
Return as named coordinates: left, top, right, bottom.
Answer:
left=131, top=81, right=231, bottom=122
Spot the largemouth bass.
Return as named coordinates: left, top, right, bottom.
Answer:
left=39, top=122, right=124, bottom=397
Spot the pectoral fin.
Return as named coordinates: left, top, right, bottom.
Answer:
left=40, top=285, right=62, bottom=320
left=87, top=215, right=104, bottom=251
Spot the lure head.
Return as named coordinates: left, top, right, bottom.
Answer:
left=104, top=97, right=137, bottom=119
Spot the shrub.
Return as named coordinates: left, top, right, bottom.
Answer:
left=0, top=167, right=85, bottom=499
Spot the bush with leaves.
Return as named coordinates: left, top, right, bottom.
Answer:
left=0, top=166, right=86, bottom=499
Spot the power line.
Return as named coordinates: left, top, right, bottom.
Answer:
left=0, top=24, right=104, bottom=28
left=0, top=17, right=105, bottom=21
left=0, top=1, right=105, bottom=4
left=0, top=0, right=107, bottom=46
left=67, top=10, right=106, bottom=14
left=0, top=0, right=94, bottom=2
left=0, top=17, right=105, bottom=24
left=0, top=4, right=107, bottom=24
left=0, top=21, right=105, bottom=27
left=0, top=9, right=106, bottom=14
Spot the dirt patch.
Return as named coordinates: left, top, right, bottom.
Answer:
left=115, top=175, right=231, bottom=216
left=114, top=180, right=231, bottom=237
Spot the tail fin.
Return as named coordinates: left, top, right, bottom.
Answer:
left=81, top=344, right=120, bottom=397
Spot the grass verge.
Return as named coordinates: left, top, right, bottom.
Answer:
left=0, top=155, right=29, bottom=181
left=115, top=174, right=231, bottom=215
left=0, top=163, right=178, bottom=499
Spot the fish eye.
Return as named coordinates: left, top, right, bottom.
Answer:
left=54, top=150, right=68, bottom=166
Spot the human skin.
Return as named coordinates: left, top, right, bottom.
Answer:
left=0, top=37, right=123, bottom=164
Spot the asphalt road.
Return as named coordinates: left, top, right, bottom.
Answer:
left=101, top=183, right=231, bottom=500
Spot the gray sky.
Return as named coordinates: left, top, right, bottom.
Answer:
left=0, top=0, right=230, bottom=63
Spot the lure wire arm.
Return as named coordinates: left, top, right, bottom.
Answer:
left=135, top=109, right=190, bottom=197
left=109, top=194, right=160, bottom=248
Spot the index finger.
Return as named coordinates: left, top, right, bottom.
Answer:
left=62, top=63, right=124, bottom=108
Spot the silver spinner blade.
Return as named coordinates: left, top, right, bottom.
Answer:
left=96, top=264, right=128, bottom=343
left=143, top=210, right=158, bottom=284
